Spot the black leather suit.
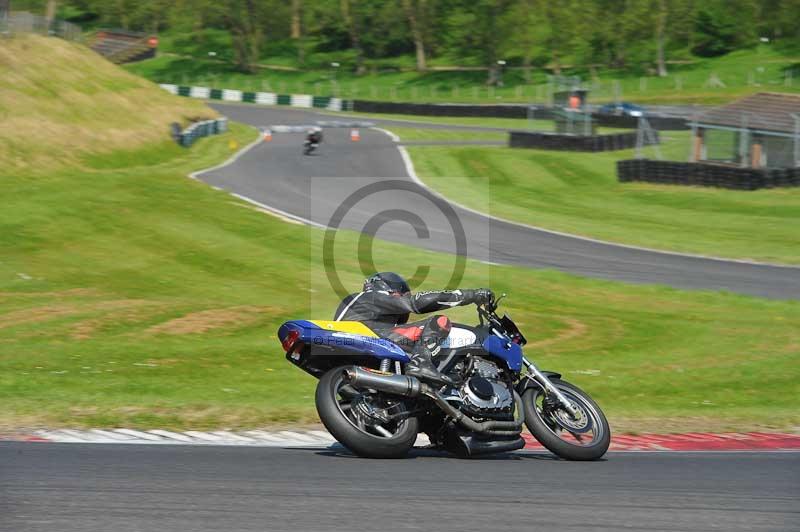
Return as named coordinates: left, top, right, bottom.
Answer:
left=333, top=289, right=479, bottom=355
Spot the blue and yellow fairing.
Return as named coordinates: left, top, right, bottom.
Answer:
left=278, top=319, right=410, bottom=362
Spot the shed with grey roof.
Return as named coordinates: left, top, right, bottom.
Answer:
left=690, top=92, right=800, bottom=168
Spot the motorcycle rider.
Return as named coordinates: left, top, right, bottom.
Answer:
left=306, top=126, right=323, bottom=146
left=334, top=272, right=494, bottom=386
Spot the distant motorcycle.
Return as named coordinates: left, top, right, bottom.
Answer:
left=278, top=295, right=610, bottom=459
left=304, top=127, right=323, bottom=155
left=303, top=140, right=318, bottom=155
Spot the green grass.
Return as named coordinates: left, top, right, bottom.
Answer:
left=3, top=34, right=798, bottom=433
left=381, top=127, right=507, bottom=142
left=0, top=34, right=214, bottom=173
left=404, top=132, right=800, bottom=264
left=331, top=111, right=632, bottom=135
left=327, top=111, right=560, bottom=131
left=127, top=44, right=800, bottom=105
left=1, top=121, right=799, bottom=433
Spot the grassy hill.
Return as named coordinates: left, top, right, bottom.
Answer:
left=1, top=34, right=798, bottom=434
left=0, top=34, right=214, bottom=174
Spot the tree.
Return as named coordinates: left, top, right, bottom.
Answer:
left=401, top=0, right=428, bottom=71
left=543, top=1, right=563, bottom=73
left=340, top=0, right=366, bottom=74
left=654, top=0, right=668, bottom=76
left=692, top=0, right=756, bottom=57
left=757, top=0, right=800, bottom=43
left=292, top=0, right=304, bottom=65
left=45, top=0, right=56, bottom=29
left=445, top=0, right=516, bottom=85
left=510, top=0, right=540, bottom=82
left=223, top=0, right=264, bottom=72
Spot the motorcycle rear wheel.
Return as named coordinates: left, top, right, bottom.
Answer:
left=522, top=378, right=610, bottom=461
left=316, top=367, right=419, bottom=458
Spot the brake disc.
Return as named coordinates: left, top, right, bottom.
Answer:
left=548, top=399, right=593, bottom=434
left=351, top=395, right=393, bottom=425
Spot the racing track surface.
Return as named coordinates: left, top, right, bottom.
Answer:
left=205, top=104, right=800, bottom=300
left=2, top=442, right=797, bottom=532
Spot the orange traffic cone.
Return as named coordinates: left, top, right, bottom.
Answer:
left=263, top=129, right=272, bottom=142
left=350, top=128, right=360, bottom=142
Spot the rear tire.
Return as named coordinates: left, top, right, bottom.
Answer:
left=316, top=367, right=418, bottom=458
left=522, top=378, right=610, bottom=461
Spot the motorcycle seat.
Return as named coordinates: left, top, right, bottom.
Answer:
left=308, top=320, right=379, bottom=338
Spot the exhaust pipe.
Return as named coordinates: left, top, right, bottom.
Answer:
left=343, top=366, right=422, bottom=398
left=342, top=367, right=522, bottom=436
left=420, top=383, right=523, bottom=436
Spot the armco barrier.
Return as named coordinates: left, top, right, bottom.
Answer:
left=617, top=159, right=800, bottom=190
left=594, top=114, right=688, bottom=130
left=159, top=84, right=344, bottom=111
left=351, top=100, right=688, bottom=130
left=351, top=100, right=554, bottom=119
left=171, top=118, right=228, bottom=147
left=509, top=130, right=658, bottom=152
left=157, top=84, right=688, bottom=130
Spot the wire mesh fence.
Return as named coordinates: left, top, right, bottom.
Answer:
left=689, top=109, right=800, bottom=169
left=619, top=107, right=800, bottom=189
left=0, top=11, right=82, bottom=41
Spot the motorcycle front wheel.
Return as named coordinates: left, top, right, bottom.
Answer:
left=522, top=378, right=610, bottom=461
left=315, top=367, right=419, bottom=458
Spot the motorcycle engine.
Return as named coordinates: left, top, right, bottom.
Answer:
left=458, top=357, right=514, bottom=418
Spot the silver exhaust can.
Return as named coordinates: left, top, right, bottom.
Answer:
left=342, top=366, right=422, bottom=397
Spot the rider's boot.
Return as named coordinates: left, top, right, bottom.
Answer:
left=405, top=341, right=455, bottom=387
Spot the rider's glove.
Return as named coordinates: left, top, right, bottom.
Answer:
left=467, top=288, right=494, bottom=305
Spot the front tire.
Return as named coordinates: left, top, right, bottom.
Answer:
left=316, top=367, right=419, bottom=458
left=522, top=378, right=610, bottom=461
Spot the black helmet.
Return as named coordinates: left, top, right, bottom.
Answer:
left=363, top=272, right=410, bottom=294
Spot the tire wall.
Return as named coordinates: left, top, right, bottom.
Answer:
left=617, top=159, right=800, bottom=190
left=509, top=130, right=658, bottom=152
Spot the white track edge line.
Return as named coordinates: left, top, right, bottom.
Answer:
left=188, top=134, right=262, bottom=181
left=193, top=123, right=795, bottom=271
left=187, top=130, right=327, bottom=229
left=17, top=436, right=799, bottom=453
left=230, top=193, right=326, bottom=229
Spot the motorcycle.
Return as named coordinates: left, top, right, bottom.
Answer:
left=303, top=139, right=318, bottom=155
left=278, top=295, right=610, bottom=459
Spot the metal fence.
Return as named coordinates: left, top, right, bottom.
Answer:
left=0, top=11, right=83, bottom=41
left=688, top=111, right=800, bottom=169
left=618, top=110, right=800, bottom=189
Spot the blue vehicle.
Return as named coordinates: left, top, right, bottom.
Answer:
left=278, top=296, right=610, bottom=459
left=598, top=102, right=645, bottom=117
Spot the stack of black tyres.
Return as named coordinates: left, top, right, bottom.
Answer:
left=616, top=159, right=799, bottom=190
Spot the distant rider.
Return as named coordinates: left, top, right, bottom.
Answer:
left=306, top=126, right=323, bottom=145
left=334, top=272, right=494, bottom=385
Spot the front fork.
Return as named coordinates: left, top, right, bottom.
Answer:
left=522, top=356, right=580, bottom=419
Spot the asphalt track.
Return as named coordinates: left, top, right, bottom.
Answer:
left=1, top=442, right=797, bottom=532
left=206, top=104, right=800, bottom=300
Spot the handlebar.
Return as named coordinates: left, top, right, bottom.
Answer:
left=476, top=293, right=527, bottom=347
left=478, top=292, right=505, bottom=315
